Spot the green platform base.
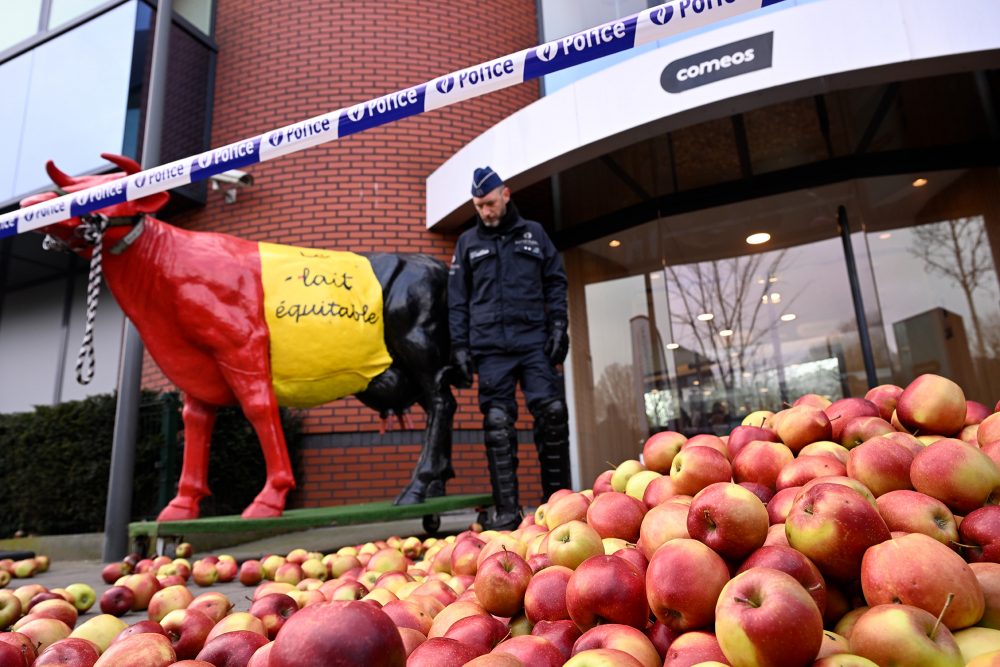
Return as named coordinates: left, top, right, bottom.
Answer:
left=128, top=494, right=493, bottom=552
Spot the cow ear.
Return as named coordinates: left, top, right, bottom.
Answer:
left=134, top=192, right=169, bottom=213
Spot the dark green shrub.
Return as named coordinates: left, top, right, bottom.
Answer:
left=0, top=392, right=301, bottom=537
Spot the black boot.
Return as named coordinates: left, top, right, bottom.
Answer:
left=483, top=405, right=522, bottom=531
left=534, top=397, right=572, bottom=503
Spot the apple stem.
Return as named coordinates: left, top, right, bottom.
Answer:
left=733, top=595, right=760, bottom=609
left=950, top=540, right=978, bottom=549
left=930, top=593, right=954, bottom=640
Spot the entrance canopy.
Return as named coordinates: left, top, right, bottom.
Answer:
left=426, top=0, right=1000, bottom=230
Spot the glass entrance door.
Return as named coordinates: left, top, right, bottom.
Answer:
left=566, top=167, right=1000, bottom=484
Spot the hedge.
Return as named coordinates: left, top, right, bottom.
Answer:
left=0, top=392, right=301, bottom=537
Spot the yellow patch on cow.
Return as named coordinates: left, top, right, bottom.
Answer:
left=259, top=242, right=392, bottom=407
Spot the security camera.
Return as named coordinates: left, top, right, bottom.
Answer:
left=210, top=169, right=254, bottom=187
left=209, top=169, right=254, bottom=203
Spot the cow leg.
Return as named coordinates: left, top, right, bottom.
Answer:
left=231, top=378, right=296, bottom=518
left=157, top=394, right=216, bottom=522
left=394, top=368, right=456, bottom=505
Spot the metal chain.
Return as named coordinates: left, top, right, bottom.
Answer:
left=75, top=214, right=110, bottom=385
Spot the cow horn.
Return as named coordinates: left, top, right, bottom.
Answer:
left=45, top=160, right=79, bottom=187
left=101, top=153, right=142, bottom=175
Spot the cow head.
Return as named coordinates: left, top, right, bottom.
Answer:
left=20, top=153, right=169, bottom=258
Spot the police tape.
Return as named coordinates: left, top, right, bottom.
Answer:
left=0, top=0, right=788, bottom=238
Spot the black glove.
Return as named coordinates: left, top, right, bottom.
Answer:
left=544, top=320, right=569, bottom=366
left=451, top=347, right=475, bottom=389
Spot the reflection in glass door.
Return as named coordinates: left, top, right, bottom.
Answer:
left=566, top=168, right=1000, bottom=484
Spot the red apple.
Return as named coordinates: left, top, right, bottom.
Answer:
left=896, top=373, right=967, bottom=436
left=732, top=440, right=794, bottom=491
left=865, top=384, right=903, bottom=421
left=491, top=635, right=563, bottom=667
left=715, top=567, right=823, bottom=667
left=524, top=564, right=573, bottom=623
left=407, top=637, right=484, bottom=666
left=669, top=446, right=732, bottom=496
left=643, top=431, right=686, bottom=473
left=25, top=598, right=78, bottom=628
left=111, top=619, right=166, bottom=645
left=592, top=470, right=615, bottom=497
left=0, top=630, right=37, bottom=666
left=980, top=413, right=1000, bottom=447
left=972, top=563, right=1000, bottom=629
left=269, top=601, right=406, bottom=667
left=532, top=619, right=582, bottom=661
left=824, top=397, right=880, bottom=442
left=727, top=425, right=779, bottom=461
left=572, top=624, right=660, bottom=667
left=641, top=476, right=678, bottom=509
left=959, top=506, right=1000, bottom=563
left=442, top=613, right=507, bottom=654
left=474, top=549, right=532, bottom=617
left=450, top=535, right=486, bottom=575
left=875, top=489, right=959, bottom=546
left=840, top=416, right=894, bottom=449
left=93, top=632, right=176, bottom=666
left=775, top=405, right=832, bottom=453
left=687, top=482, right=768, bottom=561
left=545, top=493, right=593, bottom=531
left=194, top=630, right=269, bottom=667
left=99, top=586, right=135, bottom=617
left=160, top=608, right=214, bottom=660
left=565, top=555, right=648, bottom=630
left=846, top=436, right=914, bottom=497
left=637, top=500, right=690, bottom=559
left=911, top=438, right=1000, bottom=514
left=645, top=537, right=730, bottom=632
left=34, top=637, right=100, bottom=667
left=784, top=482, right=890, bottom=582
left=737, top=545, right=827, bottom=614
left=861, top=532, right=984, bottom=630
left=121, top=573, right=160, bottom=611
left=775, top=454, right=846, bottom=490
left=849, top=604, right=963, bottom=666
left=546, top=520, right=605, bottom=570
left=248, top=592, right=298, bottom=639
left=968, top=401, right=992, bottom=425
left=585, top=492, right=647, bottom=542
left=147, top=584, right=193, bottom=623
left=766, top=486, right=801, bottom=525
left=187, top=592, right=233, bottom=624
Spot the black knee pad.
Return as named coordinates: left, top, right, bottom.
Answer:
left=485, top=405, right=516, bottom=450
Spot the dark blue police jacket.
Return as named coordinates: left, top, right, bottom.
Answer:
left=448, top=205, right=568, bottom=355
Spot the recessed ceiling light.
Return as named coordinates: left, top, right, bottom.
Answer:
left=697, top=313, right=714, bottom=321
left=666, top=343, right=679, bottom=350
left=720, top=329, right=734, bottom=337
left=692, top=380, right=700, bottom=386
left=912, top=178, right=928, bottom=188
left=608, top=239, right=621, bottom=248
left=780, top=313, right=797, bottom=322
left=746, top=232, right=771, bottom=245
left=769, top=292, right=781, bottom=304
left=879, top=232, right=892, bottom=240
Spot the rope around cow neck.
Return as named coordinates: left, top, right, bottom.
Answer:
left=75, top=214, right=109, bottom=385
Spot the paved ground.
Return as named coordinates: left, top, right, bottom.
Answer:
left=16, top=510, right=479, bottom=623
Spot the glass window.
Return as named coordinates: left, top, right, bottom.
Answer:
left=0, top=53, right=34, bottom=203
left=566, top=169, right=1000, bottom=483
left=174, top=0, right=212, bottom=35
left=48, top=0, right=109, bottom=29
left=0, top=2, right=43, bottom=53
left=13, top=1, right=137, bottom=197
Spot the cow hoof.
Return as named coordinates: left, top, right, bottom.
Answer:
left=241, top=501, right=283, bottom=519
left=157, top=498, right=200, bottom=522
left=393, top=486, right=425, bottom=506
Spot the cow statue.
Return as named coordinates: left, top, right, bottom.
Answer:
left=21, top=154, right=457, bottom=520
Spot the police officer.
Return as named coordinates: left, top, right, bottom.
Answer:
left=448, top=166, right=571, bottom=530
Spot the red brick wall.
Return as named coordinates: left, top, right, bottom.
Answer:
left=142, top=0, right=544, bottom=509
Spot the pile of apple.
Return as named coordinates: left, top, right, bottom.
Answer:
left=8, top=372, right=1000, bottom=665
left=0, top=555, right=52, bottom=586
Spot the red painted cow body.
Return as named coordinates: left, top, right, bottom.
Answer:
left=23, top=154, right=456, bottom=520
